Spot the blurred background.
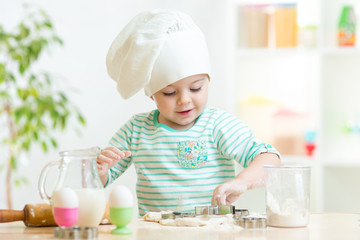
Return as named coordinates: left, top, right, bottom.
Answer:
left=1, top=0, right=360, bottom=215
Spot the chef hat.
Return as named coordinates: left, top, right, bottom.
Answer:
left=106, top=9, right=211, bottom=99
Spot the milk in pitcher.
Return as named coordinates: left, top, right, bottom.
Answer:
left=74, top=188, right=106, bottom=227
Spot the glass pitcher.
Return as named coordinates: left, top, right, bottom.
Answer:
left=38, top=147, right=106, bottom=228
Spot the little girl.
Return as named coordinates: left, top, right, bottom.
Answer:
left=97, top=9, right=281, bottom=216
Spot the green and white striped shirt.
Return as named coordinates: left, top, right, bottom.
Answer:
left=106, top=106, right=278, bottom=216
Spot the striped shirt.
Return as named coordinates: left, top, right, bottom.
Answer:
left=106, top=106, right=278, bottom=216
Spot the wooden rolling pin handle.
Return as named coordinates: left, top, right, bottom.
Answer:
left=0, top=209, right=24, bottom=223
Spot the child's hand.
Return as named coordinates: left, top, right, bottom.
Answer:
left=96, top=146, right=131, bottom=177
left=211, top=179, right=247, bottom=206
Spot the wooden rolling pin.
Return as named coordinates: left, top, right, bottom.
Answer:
left=0, top=203, right=110, bottom=227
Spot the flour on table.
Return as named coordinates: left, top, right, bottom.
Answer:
left=158, top=219, right=177, bottom=226
left=143, top=212, right=241, bottom=229
left=160, top=217, right=206, bottom=227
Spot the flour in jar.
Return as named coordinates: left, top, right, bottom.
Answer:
left=266, top=192, right=309, bottom=227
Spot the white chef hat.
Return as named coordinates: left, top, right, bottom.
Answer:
left=106, top=9, right=211, bottom=99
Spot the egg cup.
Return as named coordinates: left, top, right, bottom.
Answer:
left=53, top=207, right=79, bottom=227
left=109, top=206, right=133, bottom=234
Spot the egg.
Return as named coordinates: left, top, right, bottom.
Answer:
left=53, top=187, right=79, bottom=208
left=109, top=186, right=133, bottom=207
left=52, top=188, right=79, bottom=227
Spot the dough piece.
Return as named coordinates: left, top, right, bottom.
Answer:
left=144, top=212, right=240, bottom=229
left=143, top=212, right=162, bottom=222
left=159, top=219, right=176, bottom=226
left=159, top=216, right=235, bottom=227
left=159, top=217, right=206, bottom=227
left=143, top=211, right=173, bottom=223
left=174, top=217, right=207, bottom=227
left=206, top=215, right=234, bottom=227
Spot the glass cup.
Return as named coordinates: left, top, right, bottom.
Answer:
left=264, top=165, right=311, bottom=227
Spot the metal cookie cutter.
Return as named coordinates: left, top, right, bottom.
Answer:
left=234, top=209, right=250, bottom=219
left=174, top=212, right=195, bottom=218
left=161, top=212, right=195, bottom=219
left=235, top=217, right=267, bottom=229
left=54, top=227, right=98, bottom=239
left=195, top=206, right=219, bottom=216
left=218, top=205, right=236, bottom=215
left=161, top=212, right=175, bottom=219
left=195, top=205, right=235, bottom=216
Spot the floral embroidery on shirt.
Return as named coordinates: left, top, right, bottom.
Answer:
left=177, top=139, right=207, bottom=168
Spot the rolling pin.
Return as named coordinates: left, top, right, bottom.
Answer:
left=0, top=203, right=110, bottom=227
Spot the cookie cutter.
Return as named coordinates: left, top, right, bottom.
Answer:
left=161, top=205, right=240, bottom=219
left=195, top=205, right=235, bottom=216
left=218, top=205, right=236, bottom=215
left=234, top=209, right=250, bottom=219
left=195, top=205, right=219, bottom=215
left=161, top=212, right=195, bottom=219
left=54, top=227, right=98, bottom=239
left=174, top=212, right=195, bottom=218
left=235, top=217, right=267, bottom=229
left=161, top=212, right=175, bottom=219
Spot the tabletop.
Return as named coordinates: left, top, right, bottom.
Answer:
left=0, top=213, right=359, bottom=240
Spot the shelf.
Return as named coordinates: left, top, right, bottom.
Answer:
left=322, top=159, right=360, bottom=168
left=236, top=47, right=360, bottom=57
left=235, top=0, right=298, bottom=5
left=236, top=47, right=320, bottom=56
left=322, top=47, right=360, bottom=56
left=283, top=156, right=319, bottom=166
left=231, top=0, right=360, bottom=212
left=279, top=155, right=360, bottom=168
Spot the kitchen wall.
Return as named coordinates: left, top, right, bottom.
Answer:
left=0, top=0, right=234, bottom=213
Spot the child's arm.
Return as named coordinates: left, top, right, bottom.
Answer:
left=211, top=152, right=280, bottom=205
left=96, top=146, right=131, bottom=186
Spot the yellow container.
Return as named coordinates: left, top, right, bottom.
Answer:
left=274, top=4, right=298, bottom=47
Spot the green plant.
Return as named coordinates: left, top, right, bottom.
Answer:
left=0, top=7, right=86, bottom=209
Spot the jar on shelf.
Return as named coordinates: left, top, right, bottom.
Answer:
left=239, top=4, right=270, bottom=48
left=338, top=5, right=357, bottom=46
left=273, top=3, right=298, bottom=48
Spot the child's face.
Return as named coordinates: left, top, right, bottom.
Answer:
left=152, top=74, right=209, bottom=130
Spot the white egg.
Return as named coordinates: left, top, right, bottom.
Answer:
left=53, top=187, right=79, bottom=208
left=109, top=185, right=133, bottom=207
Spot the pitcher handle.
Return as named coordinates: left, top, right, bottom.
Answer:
left=38, top=161, right=59, bottom=204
